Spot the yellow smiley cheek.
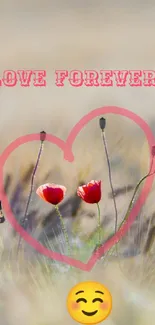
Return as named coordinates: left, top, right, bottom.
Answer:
left=71, top=301, right=80, bottom=310
left=100, top=301, right=110, bottom=310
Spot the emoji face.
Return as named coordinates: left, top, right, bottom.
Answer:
left=67, top=281, right=112, bottom=324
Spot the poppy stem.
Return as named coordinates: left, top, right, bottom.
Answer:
left=96, top=203, right=101, bottom=246
left=104, top=160, right=155, bottom=257
left=100, top=125, right=118, bottom=234
left=17, top=139, right=44, bottom=255
left=55, top=205, right=71, bottom=256
left=118, top=158, right=154, bottom=230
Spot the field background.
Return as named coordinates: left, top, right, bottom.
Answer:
left=0, top=1, right=155, bottom=324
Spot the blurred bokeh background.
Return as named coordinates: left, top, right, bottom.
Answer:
left=0, top=1, right=155, bottom=324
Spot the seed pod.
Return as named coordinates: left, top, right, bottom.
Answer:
left=99, top=117, right=106, bottom=130
left=40, top=131, right=46, bottom=142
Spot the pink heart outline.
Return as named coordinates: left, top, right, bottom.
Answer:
left=0, top=106, right=155, bottom=271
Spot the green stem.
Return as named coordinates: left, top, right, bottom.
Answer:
left=105, top=166, right=155, bottom=257
left=97, top=203, right=101, bottom=246
left=55, top=205, right=71, bottom=256
left=119, top=168, right=154, bottom=231
left=102, top=129, right=118, bottom=234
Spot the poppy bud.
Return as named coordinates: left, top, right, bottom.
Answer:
left=152, top=145, right=155, bottom=157
left=99, top=117, right=106, bottom=130
left=40, top=131, right=46, bottom=142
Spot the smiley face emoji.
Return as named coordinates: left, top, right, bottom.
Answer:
left=67, top=281, right=112, bottom=324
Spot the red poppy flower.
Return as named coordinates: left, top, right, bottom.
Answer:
left=36, top=183, right=66, bottom=205
left=77, top=180, right=101, bottom=204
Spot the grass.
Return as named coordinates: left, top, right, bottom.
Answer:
left=0, top=117, right=155, bottom=324
left=1, top=6, right=155, bottom=323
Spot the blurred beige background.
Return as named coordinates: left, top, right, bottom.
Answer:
left=0, top=0, right=155, bottom=237
left=0, top=2, right=155, bottom=325
left=0, top=1, right=155, bottom=186
left=0, top=1, right=155, bottom=150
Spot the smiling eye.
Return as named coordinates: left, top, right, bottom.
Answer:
left=76, top=298, right=87, bottom=303
left=92, top=298, right=103, bottom=303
